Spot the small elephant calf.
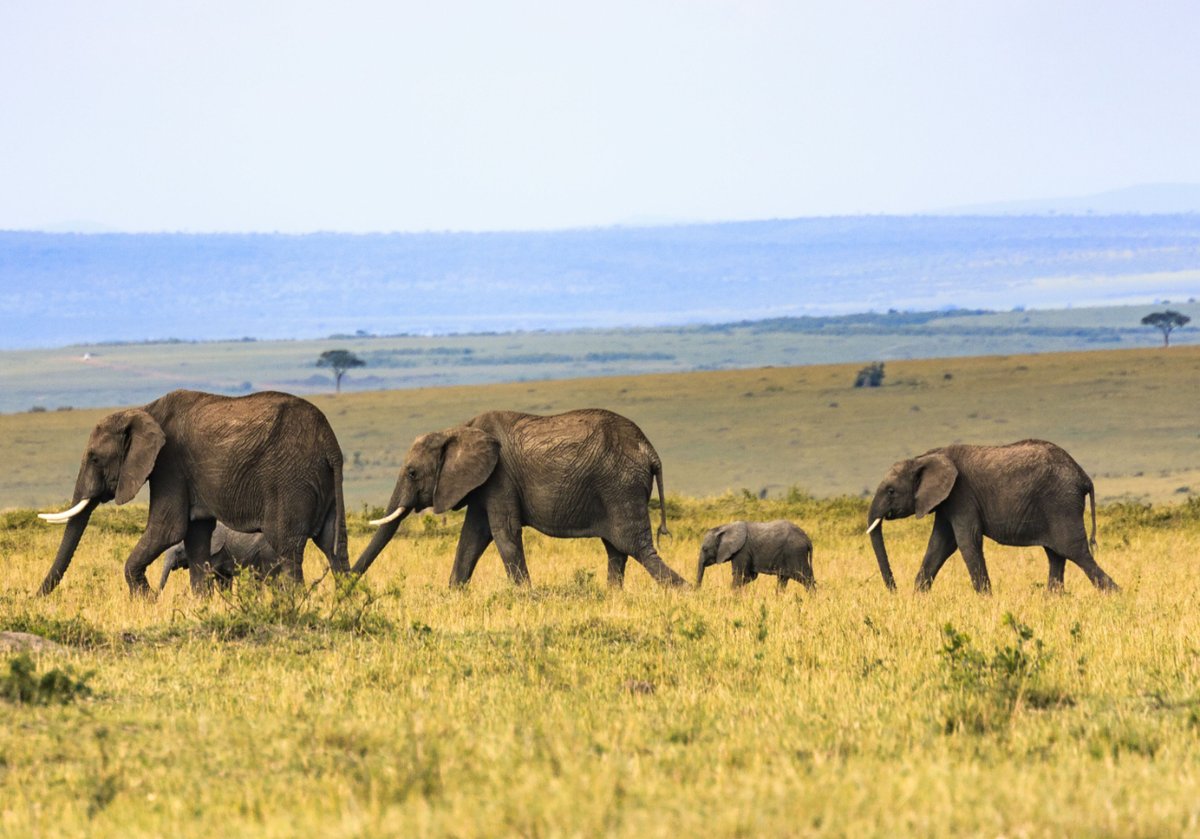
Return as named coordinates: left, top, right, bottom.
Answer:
left=696, top=520, right=815, bottom=590
left=159, top=523, right=283, bottom=591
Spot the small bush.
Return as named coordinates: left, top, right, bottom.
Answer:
left=940, top=614, right=1070, bottom=735
left=0, top=611, right=108, bottom=648
left=1, top=654, right=93, bottom=705
left=197, top=573, right=395, bottom=640
left=854, top=362, right=885, bottom=388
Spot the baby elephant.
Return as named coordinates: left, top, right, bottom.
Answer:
left=159, top=523, right=283, bottom=591
left=696, top=520, right=815, bottom=590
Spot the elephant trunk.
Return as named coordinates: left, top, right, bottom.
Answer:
left=158, top=547, right=181, bottom=591
left=352, top=510, right=410, bottom=575
left=868, top=518, right=897, bottom=591
left=695, top=551, right=707, bottom=587
left=37, top=499, right=99, bottom=595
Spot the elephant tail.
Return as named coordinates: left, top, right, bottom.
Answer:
left=653, top=462, right=671, bottom=544
left=331, top=451, right=349, bottom=571
left=1088, top=484, right=1097, bottom=551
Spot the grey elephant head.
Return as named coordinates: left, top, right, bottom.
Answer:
left=866, top=452, right=958, bottom=591
left=695, top=521, right=748, bottom=586
left=37, top=409, right=166, bottom=595
left=353, top=426, right=501, bottom=575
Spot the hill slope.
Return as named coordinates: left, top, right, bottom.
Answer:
left=2, top=302, right=1197, bottom=415
left=4, top=345, right=1197, bottom=510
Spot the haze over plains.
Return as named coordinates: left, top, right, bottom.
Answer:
left=2, top=1, right=1198, bottom=235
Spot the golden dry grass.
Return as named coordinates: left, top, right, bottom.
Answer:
left=3, top=345, right=1200, bottom=511
left=2, top=493, right=1199, bottom=837
left=2, top=346, right=1199, bottom=836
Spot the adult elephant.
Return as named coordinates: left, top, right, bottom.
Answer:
left=866, top=438, right=1118, bottom=594
left=159, top=523, right=282, bottom=591
left=353, top=409, right=687, bottom=589
left=37, top=390, right=350, bottom=596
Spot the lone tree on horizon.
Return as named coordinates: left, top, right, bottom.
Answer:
left=1141, top=310, right=1191, bottom=347
left=317, top=349, right=365, bottom=394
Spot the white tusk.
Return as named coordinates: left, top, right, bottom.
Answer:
left=368, top=506, right=407, bottom=526
left=866, top=517, right=882, bottom=535
left=38, top=498, right=92, bottom=523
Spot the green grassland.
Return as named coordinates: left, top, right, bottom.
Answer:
left=4, top=344, right=1199, bottom=511
left=2, top=345, right=1199, bottom=836
left=2, top=493, right=1199, bottom=837
left=2, top=301, right=1197, bottom=416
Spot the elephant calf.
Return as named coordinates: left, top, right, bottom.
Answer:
left=159, top=523, right=282, bottom=591
left=696, top=520, right=815, bottom=590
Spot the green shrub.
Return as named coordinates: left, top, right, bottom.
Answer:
left=0, top=654, right=93, bottom=705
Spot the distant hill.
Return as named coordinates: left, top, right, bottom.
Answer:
left=1, top=302, right=1196, bottom=415
left=938, top=183, right=1200, bottom=216
left=2, top=214, right=1199, bottom=350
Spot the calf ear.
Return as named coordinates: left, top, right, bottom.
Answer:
left=914, top=453, right=957, bottom=518
left=715, top=522, right=749, bottom=565
left=432, top=427, right=500, bottom=513
left=115, top=410, right=166, bottom=505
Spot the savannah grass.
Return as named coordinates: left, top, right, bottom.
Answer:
left=2, top=494, right=1199, bottom=837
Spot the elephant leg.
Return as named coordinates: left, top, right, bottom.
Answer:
left=450, top=504, right=494, bottom=586
left=1055, top=536, right=1119, bottom=592
left=731, top=557, right=751, bottom=588
left=125, top=522, right=187, bottom=597
left=603, top=539, right=629, bottom=589
left=1044, top=547, right=1067, bottom=592
left=631, top=545, right=687, bottom=587
left=914, top=515, right=958, bottom=592
left=776, top=576, right=789, bottom=591
left=955, top=529, right=991, bottom=594
left=185, top=520, right=219, bottom=595
left=314, top=505, right=351, bottom=575
left=490, top=522, right=531, bottom=586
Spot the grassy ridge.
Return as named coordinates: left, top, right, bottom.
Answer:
left=2, top=302, right=1197, bottom=415
left=4, top=345, right=1199, bottom=511
left=2, top=496, right=1199, bottom=836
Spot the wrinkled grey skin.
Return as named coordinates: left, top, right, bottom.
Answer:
left=696, top=520, right=815, bottom=590
left=159, top=523, right=283, bottom=591
left=354, top=409, right=687, bottom=588
left=39, top=390, right=350, bottom=597
left=867, top=439, right=1118, bottom=594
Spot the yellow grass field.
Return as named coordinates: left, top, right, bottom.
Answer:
left=2, top=346, right=1199, bottom=836
left=4, top=345, right=1200, bottom=510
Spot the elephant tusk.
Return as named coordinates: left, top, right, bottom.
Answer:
left=38, top=498, right=92, bottom=523
left=866, top=517, right=882, bottom=535
left=368, top=506, right=407, bottom=526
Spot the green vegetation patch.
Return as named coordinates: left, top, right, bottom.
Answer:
left=0, top=653, right=93, bottom=705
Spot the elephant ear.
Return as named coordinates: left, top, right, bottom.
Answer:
left=209, top=524, right=229, bottom=555
left=913, top=453, right=957, bottom=519
left=715, top=522, right=749, bottom=565
left=432, top=427, right=500, bottom=513
left=115, top=410, right=166, bottom=505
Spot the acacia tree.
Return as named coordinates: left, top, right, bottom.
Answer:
left=1141, top=310, right=1191, bottom=347
left=317, top=349, right=365, bottom=394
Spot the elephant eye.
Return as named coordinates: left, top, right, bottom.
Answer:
left=406, top=467, right=418, bottom=479
left=887, top=487, right=894, bottom=496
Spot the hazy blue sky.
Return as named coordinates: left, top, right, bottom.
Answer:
left=2, top=1, right=1198, bottom=232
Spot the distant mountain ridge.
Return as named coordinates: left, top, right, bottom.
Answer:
left=2, top=214, right=1199, bottom=350
left=936, top=183, right=1200, bottom=216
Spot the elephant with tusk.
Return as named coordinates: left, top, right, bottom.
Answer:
left=37, top=389, right=351, bottom=597
left=866, top=438, right=1118, bottom=594
left=354, top=408, right=687, bottom=589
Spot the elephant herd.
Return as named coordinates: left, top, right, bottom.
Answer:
left=34, top=389, right=1119, bottom=598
